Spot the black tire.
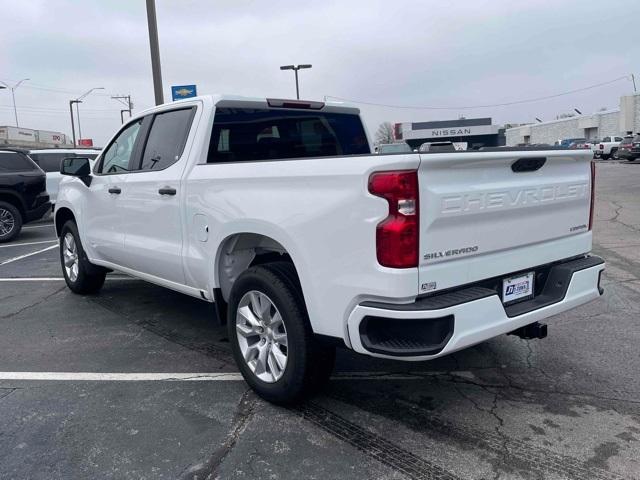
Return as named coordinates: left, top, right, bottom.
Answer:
left=227, top=262, right=335, bottom=404
left=0, top=201, right=23, bottom=243
left=610, top=148, right=618, bottom=160
left=59, top=220, right=106, bottom=294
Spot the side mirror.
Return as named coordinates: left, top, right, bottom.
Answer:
left=60, top=157, right=92, bottom=186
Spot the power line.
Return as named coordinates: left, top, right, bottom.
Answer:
left=0, top=103, right=122, bottom=113
left=326, top=75, right=633, bottom=110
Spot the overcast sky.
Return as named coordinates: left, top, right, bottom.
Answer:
left=0, top=0, right=638, bottom=145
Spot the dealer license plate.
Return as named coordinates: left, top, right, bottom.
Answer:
left=502, top=272, right=534, bottom=304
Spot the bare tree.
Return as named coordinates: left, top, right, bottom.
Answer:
left=374, top=122, right=395, bottom=145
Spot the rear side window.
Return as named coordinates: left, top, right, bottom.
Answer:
left=30, top=152, right=74, bottom=172
left=602, top=137, right=611, bottom=142
left=139, top=108, right=195, bottom=171
left=0, top=152, right=39, bottom=172
left=207, top=108, right=370, bottom=163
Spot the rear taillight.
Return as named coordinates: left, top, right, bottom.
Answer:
left=599, top=144, right=604, bottom=150
left=368, top=170, right=419, bottom=268
left=589, top=161, right=596, bottom=230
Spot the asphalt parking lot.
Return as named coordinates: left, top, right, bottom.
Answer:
left=1, top=160, right=639, bottom=480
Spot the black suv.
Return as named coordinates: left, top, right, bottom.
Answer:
left=618, top=135, right=640, bottom=161
left=0, top=149, right=51, bottom=242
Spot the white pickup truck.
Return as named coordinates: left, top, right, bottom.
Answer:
left=55, top=95, right=604, bottom=403
left=594, top=135, right=626, bottom=160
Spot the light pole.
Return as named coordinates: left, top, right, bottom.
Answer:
left=280, top=64, right=312, bottom=99
left=146, top=0, right=164, bottom=105
left=0, top=78, right=30, bottom=127
left=71, top=87, right=104, bottom=145
left=111, top=95, right=133, bottom=124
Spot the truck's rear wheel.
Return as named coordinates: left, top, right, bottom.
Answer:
left=0, top=201, right=22, bottom=243
left=228, top=262, right=335, bottom=404
left=59, top=220, right=106, bottom=294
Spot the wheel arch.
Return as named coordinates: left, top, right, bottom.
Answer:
left=0, top=190, right=26, bottom=218
left=54, top=207, right=76, bottom=237
left=214, top=231, right=302, bottom=304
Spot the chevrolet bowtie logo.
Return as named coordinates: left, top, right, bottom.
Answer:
left=175, top=88, right=194, bottom=97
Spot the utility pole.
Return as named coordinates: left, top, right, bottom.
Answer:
left=146, top=0, right=164, bottom=105
left=72, top=87, right=104, bottom=145
left=0, top=78, right=30, bottom=127
left=69, top=100, right=79, bottom=147
left=632, top=74, right=637, bottom=93
left=111, top=95, right=133, bottom=123
left=279, top=64, right=312, bottom=99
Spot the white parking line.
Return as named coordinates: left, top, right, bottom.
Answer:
left=0, top=245, right=58, bottom=266
left=0, top=372, right=244, bottom=381
left=0, top=276, right=136, bottom=282
left=0, top=240, right=57, bottom=249
left=0, top=371, right=433, bottom=382
left=21, top=224, right=54, bottom=230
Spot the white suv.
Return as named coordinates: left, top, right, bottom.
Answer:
left=28, top=149, right=101, bottom=205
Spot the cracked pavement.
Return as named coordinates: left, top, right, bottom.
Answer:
left=0, top=161, right=639, bottom=479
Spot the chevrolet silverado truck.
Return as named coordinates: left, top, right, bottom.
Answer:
left=54, top=95, right=604, bottom=403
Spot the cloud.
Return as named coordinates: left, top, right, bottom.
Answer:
left=0, top=0, right=637, bottom=145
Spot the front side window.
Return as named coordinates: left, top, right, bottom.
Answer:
left=207, top=108, right=370, bottom=163
left=0, top=152, right=39, bottom=172
left=139, top=108, right=194, bottom=171
left=99, top=120, right=142, bottom=174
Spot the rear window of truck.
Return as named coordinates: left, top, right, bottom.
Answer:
left=207, top=108, right=370, bottom=163
left=30, top=152, right=74, bottom=172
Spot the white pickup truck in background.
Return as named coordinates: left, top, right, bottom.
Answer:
left=54, top=95, right=604, bottom=403
left=594, top=135, right=625, bottom=159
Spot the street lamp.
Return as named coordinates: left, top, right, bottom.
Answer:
left=0, top=78, right=30, bottom=127
left=280, top=64, right=312, bottom=99
left=69, top=87, right=104, bottom=146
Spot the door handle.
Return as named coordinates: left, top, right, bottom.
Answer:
left=108, top=187, right=121, bottom=194
left=158, top=187, right=177, bottom=196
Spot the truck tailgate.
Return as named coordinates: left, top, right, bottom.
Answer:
left=417, top=150, right=593, bottom=294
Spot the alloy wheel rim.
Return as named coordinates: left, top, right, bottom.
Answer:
left=62, top=233, right=79, bottom=282
left=0, top=208, right=15, bottom=237
left=235, top=290, right=288, bottom=383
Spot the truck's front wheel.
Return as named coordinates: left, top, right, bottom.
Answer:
left=228, top=262, right=335, bottom=404
left=59, top=220, right=106, bottom=294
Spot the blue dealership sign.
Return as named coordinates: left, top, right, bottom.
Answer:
left=171, top=84, right=197, bottom=101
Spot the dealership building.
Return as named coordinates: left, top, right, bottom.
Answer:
left=506, top=93, right=640, bottom=145
left=394, top=118, right=505, bottom=149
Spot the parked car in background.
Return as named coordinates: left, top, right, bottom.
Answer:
left=419, top=141, right=456, bottom=152
left=55, top=94, right=604, bottom=403
left=0, top=148, right=51, bottom=242
left=617, top=135, right=640, bottom=161
left=375, top=143, right=413, bottom=154
left=567, top=139, right=591, bottom=149
left=594, top=136, right=625, bottom=159
left=28, top=148, right=101, bottom=205
left=560, top=138, right=587, bottom=148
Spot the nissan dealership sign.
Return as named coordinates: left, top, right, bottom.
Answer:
left=402, top=123, right=501, bottom=140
